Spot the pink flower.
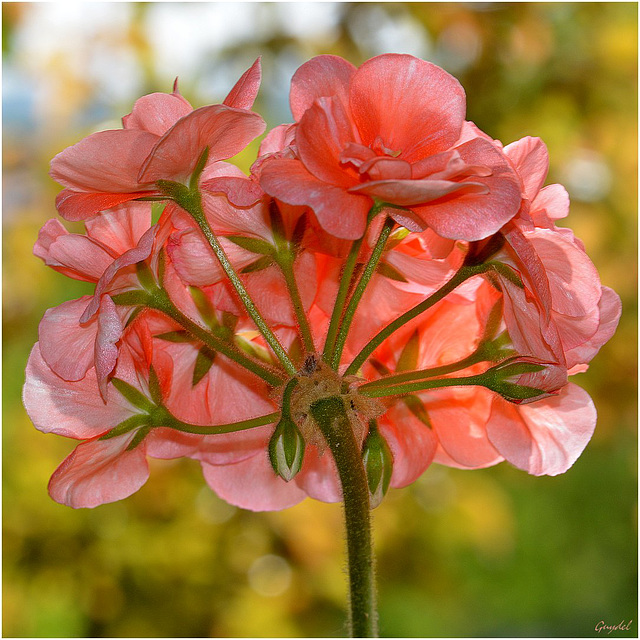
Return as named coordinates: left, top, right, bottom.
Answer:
left=489, top=136, right=621, bottom=371
left=50, top=60, right=265, bottom=221
left=259, top=54, right=522, bottom=240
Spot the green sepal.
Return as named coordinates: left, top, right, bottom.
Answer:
left=148, top=366, right=164, bottom=406
left=99, top=414, right=149, bottom=440
left=135, top=261, right=157, bottom=292
left=156, top=179, right=191, bottom=203
left=126, top=426, right=152, bottom=451
left=124, top=306, right=144, bottom=328
left=376, top=261, right=408, bottom=283
left=193, top=346, right=217, bottom=386
left=240, top=255, right=275, bottom=274
left=226, top=235, right=276, bottom=257
left=287, top=336, right=305, bottom=370
left=369, top=359, right=392, bottom=377
left=290, top=213, right=308, bottom=247
left=155, top=330, right=194, bottom=343
left=362, top=420, right=393, bottom=508
left=235, top=336, right=275, bottom=364
left=396, top=329, right=420, bottom=372
left=111, top=290, right=150, bottom=307
left=402, top=394, right=432, bottom=427
left=151, top=201, right=167, bottom=225
left=222, top=311, right=239, bottom=332
left=268, top=416, right=305, bottom=482
left=189, top=286, right=217, bottom=330
left=488, top=261, right=524, bottom=288
left=385, top=227, right=411, bottom=251
left=111, top=378, right=156, bottom=413
left=189, top=146, right=209, bottom=191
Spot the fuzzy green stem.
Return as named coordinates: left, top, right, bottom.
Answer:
left=345, top=264, right=490, bottom=377
left=310, top=396, right=377, bottom=637
left=170, top=186, right=297, bottom=377
left=277, top=252, right=315, bottom=353
left=359, top=373, right=484, bottom=398
left=331, top=217, right=395, bottom=369
left=147, top=288, right=284, bottom=387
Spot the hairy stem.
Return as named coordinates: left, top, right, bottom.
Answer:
left=310, top=396, right=377, bottom=637
left=331, top=217, right=395, bottom=369
left=345, top=264, right=490, bottom=376
left=358, top=373, right=484, bottom=398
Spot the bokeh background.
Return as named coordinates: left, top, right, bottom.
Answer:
left=3, top=2, right=637, bottom=637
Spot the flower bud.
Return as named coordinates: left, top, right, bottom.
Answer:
left=486, top=356, right=568, bottom=404
left=362, top=421, right=393, bottom=508
left=268, top=414, right=305, bottom=482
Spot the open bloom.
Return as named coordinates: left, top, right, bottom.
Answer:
left=50, top=60, right=265, bottom=221
left=260, top=54, right=522, bottom=241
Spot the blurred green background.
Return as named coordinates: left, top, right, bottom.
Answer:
left=3, top=2, right=637, bottom=637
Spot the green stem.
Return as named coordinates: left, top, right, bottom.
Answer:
left=310, top=396, right=377, bottom=638
left=322, top=235, right=367, bottom=364
left=359, top=373, right=484, bottom=398
left=170, top=411, right=279, bottom=435
left=345, top=264, right=489, bottom=377
left=331, top=217, right=395, bottom=369
left=360, top=351, right=486, bottom=391
left=277, top=253, right=315, bottom=353
left=148, top=288, right=285, bottom=387
left=178, top=190, right=297, bottom=376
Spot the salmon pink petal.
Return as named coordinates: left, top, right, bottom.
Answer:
left=201, top=191, right=273, bottom=240
left=504, top=136, right=549, bottom=201
left=138, top=105, right=265, bottom=183
left=123, top=92, right=193, bottom=136
left=23, top=344, right=137, bottom=439
left=412, top=137, right=522, bottom=241
left=260, top=157, right=371, bottom=240
left=349, top=54, right=466, bottom=161
left=201, top=452, right=307, bottom=511
left=85, top=202, right=152, bottom=254
left=55, top=189, right=150, bottom=222
left=429, top=388, right=502, bottom=468
left=528, top=228, right=601, bottom=317
left=486, top=384, right=596, bottom=476
left=531, top=184, right=570, bottom=224
left=258, top=123, right=297, bottom=157
left=38, top=298, right=98, bottom=381
left=95, top=295, right=124, bottom=399
left=349, top=177, right=488, bottom=205
left=565, top=286, right=622, bottom=368
left=290, top=54, right=357, bottom=121
left=379, top=404, right=438, bottom=488
left=296, top=96, right=360, bottom=188
left=294, top=447, right=342, bottom=502
left=34, top=220, right=112, bottom=281
left=81, top=225, right=159, bottom=323
left=223, top=57, right=262, bottom=110
left=50, top=129, right=159, bottom=192
left=201, top=176, right=264, bottom=207
left=48, top=433, right=150, bottom=508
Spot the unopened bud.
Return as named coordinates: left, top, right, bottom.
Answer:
left=486, top=357, right=567, bottom=404
left=268, top=415, right=305, bottom=482
left=362, top=421, right=393, bottom=508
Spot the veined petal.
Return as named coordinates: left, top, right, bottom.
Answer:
left=486, top=383, right=596, bottom=476
left=55, top=189, right=151, bottom=222
left=349, top=177, right=488, bottom=205
left=412, top=136, right=522, bottom=241
left=138, top=105, right=265, bottom=183
left=290, top=54, right=356, bottom=121
left=504, top=136, right=549, bottom=201
left=48, top=433, right=150, bottom=508
left=23, top=344, right=137, bottom=439
left=85, top=202, right=153, bottom=255
left=223, top=57, right=262, bottom=110
left=201, top=452, right=307, bottom=511
left=50, top=129, right=159, bottom=192
left=349, top=54, right=466, bottom=162
left=95, top=295, right=124, bottom=400
left=260, top=157, right=370, bottom=240
left=123, top=92, right=193, bottom=136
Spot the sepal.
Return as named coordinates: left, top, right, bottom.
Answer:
left=268, top=415, right=306, bottom=482
left=362, top=420, right=393, bottom=508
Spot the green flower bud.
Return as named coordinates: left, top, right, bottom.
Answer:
left=362, top=420, right=393, bottom=508
left=268, top=415, right=306, bottom=482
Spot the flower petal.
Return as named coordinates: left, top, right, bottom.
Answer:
left=349, top=54, right=466, bottom=161
left=290, top=54, right=356, bottom=121
left=123, top=92, right=193, bottom=136
left=486, top=383, right=597, bottom=476
left=223, top=57, right=262, bottom=110
left=201, top=452, right=307, bottom=511
left=504, top=136, right=549, bottom=201
left=48, top=433, right=150, bottom=508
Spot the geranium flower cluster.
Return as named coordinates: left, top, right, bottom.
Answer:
left=24, top=55, right=620, bottom=510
